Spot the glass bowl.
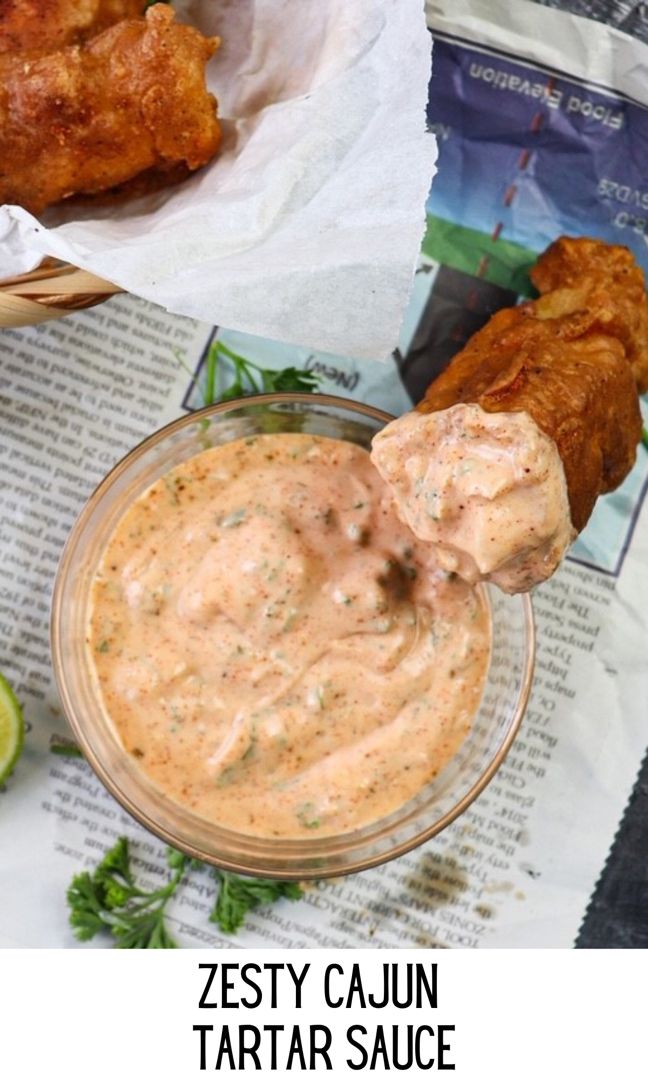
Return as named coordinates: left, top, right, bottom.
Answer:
left=51, top=393, right=535, bottom=880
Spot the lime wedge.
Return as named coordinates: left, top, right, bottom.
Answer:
left=0, top=673, right=24, bottom=783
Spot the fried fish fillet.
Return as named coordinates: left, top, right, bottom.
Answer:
left=530, top=236, right=648, bottom=394
left=0, top=0, right=148, bottom=54
left=419, top=237, right=645, bottom=533
left=0, top=4, right=221, bottom=214
left=372, top=237, right=646, bottom=593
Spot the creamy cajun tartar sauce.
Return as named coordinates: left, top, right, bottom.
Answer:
left=89, top=433, right=490, bottom=838
left=371, top=405, right=574, bottom=594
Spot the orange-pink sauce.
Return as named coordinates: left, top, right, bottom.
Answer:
left=89, top=433, right=490, bottom=838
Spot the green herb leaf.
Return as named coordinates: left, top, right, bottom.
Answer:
left=67, top=872, right=111, bottom=942
left=296, top=800, right=322, bottom=829
left=261, top=367, right=321, bottom=394
left=642, top=427, right=648, bottom=451
left=210, top=870, right=303, bottom=934
left=112, top=911, right=179, bottom=950
left=97, top=836, right=135, bottom=890
left=202, top=340, right=320, bottom=406
left=66, top=837, right=188, bottom=949
left=66, top=837, right=305, bottom=945
left=49, top=734, right=84, bottom=759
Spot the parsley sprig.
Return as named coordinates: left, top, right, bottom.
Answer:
left=67, top=839, right=190, bottom=948
left=204, top=339, right=320, bottom=405
left=211, top=870, right=303, bottom=934
left=67, top=836, right=304, bottom=947
left=642, top=427, right=648, bottom=451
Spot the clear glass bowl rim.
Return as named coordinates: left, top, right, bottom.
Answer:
left=51, top=391, right=535, bottom=879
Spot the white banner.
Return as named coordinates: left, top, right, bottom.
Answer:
left=1, top=949, right=644, bottom=1078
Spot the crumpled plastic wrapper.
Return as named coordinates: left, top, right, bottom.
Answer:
left=0, top=0, right=436, bottom=358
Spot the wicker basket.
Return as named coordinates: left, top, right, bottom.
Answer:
left=0, top=260, right=120, bottom=329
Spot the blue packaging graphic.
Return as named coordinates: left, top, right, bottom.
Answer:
left=427, top=32, right=648, bottom=273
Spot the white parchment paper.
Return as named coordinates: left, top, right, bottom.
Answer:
left=0, top=0, right=436, bottom=358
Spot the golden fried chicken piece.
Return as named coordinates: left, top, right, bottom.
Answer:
left=0, top=0, right=148, bottom=54
left=0, top=4, right=221, bottom=214
left=420, top=237, right=645, bottom=532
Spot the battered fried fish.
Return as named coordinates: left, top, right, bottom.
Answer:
left=372, top=238, right=647, bottom=592
left=0, top=4, right=221, bottom=214
left=419, top=238, right=646, bottom=532
left=0, top=0, right=148, bottom=54
left=530, top=236, right=648, bottom=394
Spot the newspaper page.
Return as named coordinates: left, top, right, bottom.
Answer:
left=1, top=0, right=647, bottom=948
